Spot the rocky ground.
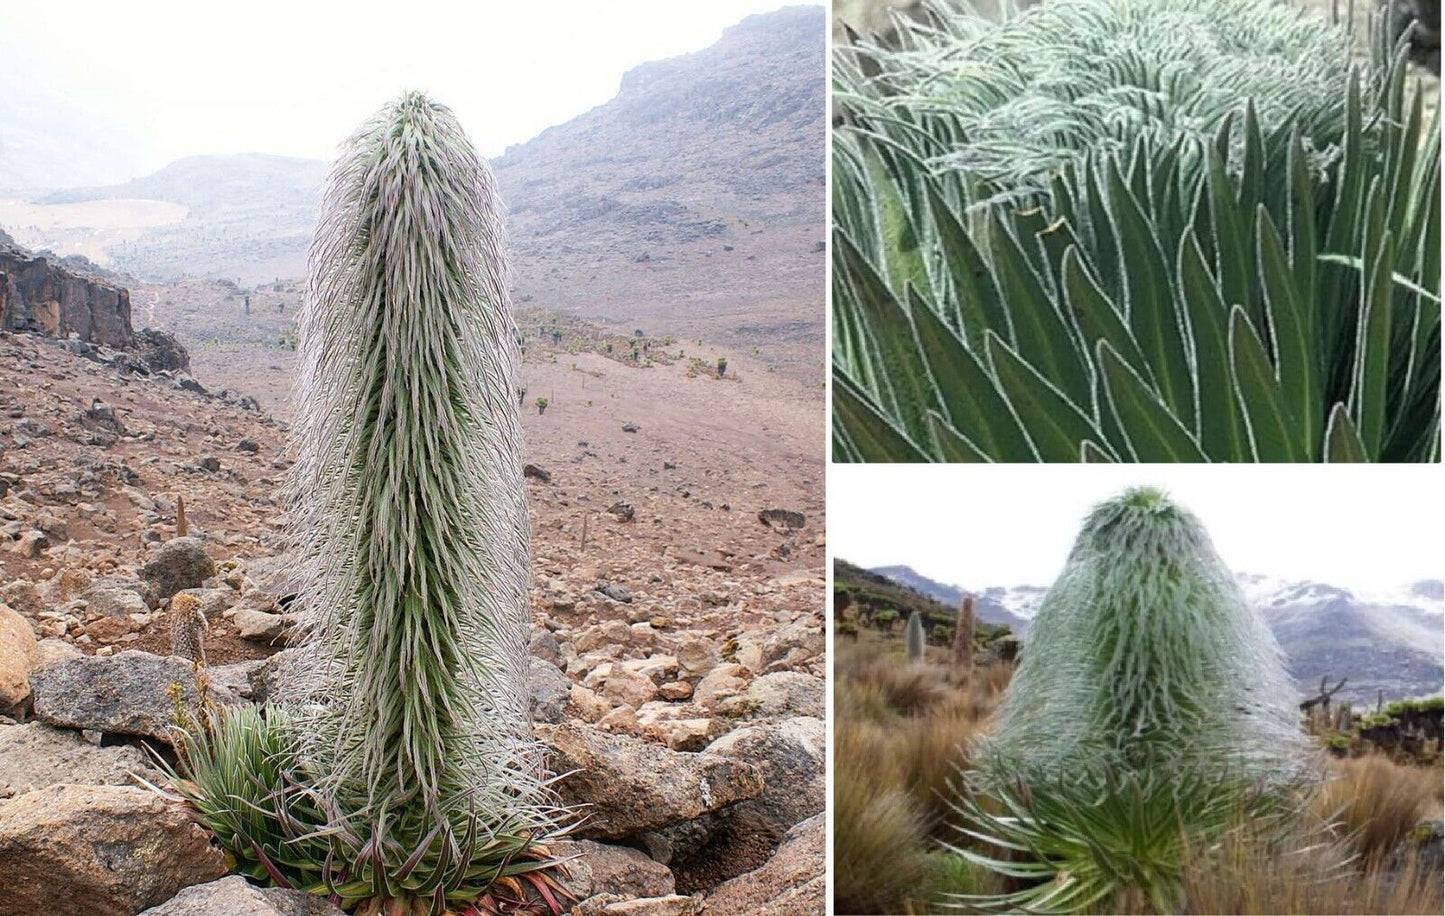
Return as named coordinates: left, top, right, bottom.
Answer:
left=0, top=324, right=826, bottom=915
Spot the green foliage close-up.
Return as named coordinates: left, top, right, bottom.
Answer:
left=832, top=0, right=1440, bottom=462
left=159, top=93, right=571, bottom=916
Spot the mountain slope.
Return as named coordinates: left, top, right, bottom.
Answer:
left=4, top=6, right=826, bottom=377
left=35, top=154, right=326, bottom=282
left=869, top=564, right=1032, bottom=630
left=862, top=565, right=1444, bottom=701
left=491, top=4, right=825, bottom=372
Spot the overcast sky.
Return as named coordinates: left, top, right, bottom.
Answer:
left=832, top=464, right=1443, bottom=593
left=0, top=0, right=805, bottom=171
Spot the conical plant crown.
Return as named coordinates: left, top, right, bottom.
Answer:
left=978, top=487, right=1307, bottom=784
left=904, top=609, right=927, bottom=662
left=945, top=488, right=1313, bottom=913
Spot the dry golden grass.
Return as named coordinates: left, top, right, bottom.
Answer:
left=834, top=636, right=1010, bottom=913
left=834, top=632, right=1445, bottom=915
left=1313, top=754, right=1445, bottom=866
left=1175, top=824, right=1443, bottom=915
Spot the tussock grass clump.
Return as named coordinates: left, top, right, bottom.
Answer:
left=1314, top=753, right=1444, bottom=865
left=162, top=93, right=570, bottom=915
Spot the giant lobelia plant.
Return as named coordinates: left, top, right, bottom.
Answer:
left=157, top=93, right=571, bottom=915
left=944, top=487, right=1311, bottom=912
left=833, top=0, right=1440, bottom=462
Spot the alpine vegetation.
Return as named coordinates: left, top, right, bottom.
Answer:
left=905, top=609, right=927, bottom=662
left=163, top=93, right=570, bottom=915
left=947, top=488, right=1312, bottom=912
left=833, top=0, right=1440, bottom=462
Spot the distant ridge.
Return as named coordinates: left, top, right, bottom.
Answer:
left=857, top=563, right=1444, bottom=702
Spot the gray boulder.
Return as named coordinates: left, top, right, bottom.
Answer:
left=554, top=839, right=675, bottom=900
left=29, top=650, right=242, bottom=743
left=529, top=656, right=572, bottom=724
left=0, top=785, right=227, bottom=915
left=538, top=723, right=763, bottom=840
left=141, top=537, right=216, bottom=601
left=81, top=587, right=150, bottom=619
left=0, top=721, right=161, bottom=799
left=140, top=876, right=343, bottom=915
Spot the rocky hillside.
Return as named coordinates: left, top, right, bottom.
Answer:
left=492, top=5, right=825, bottom=369
left=0, top=328, right=824, bottom=912
left=1, top=229, right=133, bottom=349
left=866, top=563, right=1033, bottom=631
left=861, top=564, right=1445, bottom=702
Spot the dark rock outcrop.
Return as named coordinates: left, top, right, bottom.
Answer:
left=0, top=232, right=133, bottom=349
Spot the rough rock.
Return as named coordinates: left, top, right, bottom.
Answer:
left=132, top=328, right=191, bottom=374
left=0, top=784, right=227, bottom=915
left=704, top=813, right=824, bottom=915
left=139, top=875, right=343, bottom=915
left=572, top=895, right=700, bottom=916
left=586, top=662, right=659, bottom=708
left=29, top=649, right=242, bottom=742
left=538, top=723, right=764, bottom=840
left=206, top=659, right=267, bottom=702
left=554, top=839, right=675, bottom=900
left=669, top=717, right=825, bottom=888
left=692, top=663, right=751, bottom=710
left=529, top=655, right=572, bottom=724
left=82, top=587, right=150, bottom=619
left=86, top=576, right=159, bottom=610
left=0, top=240, right=134, bottom=349
left=232, top=607, right=287, bottom=643
left=140, top=537, right=216, bottom=601
left=0, top=721, right=160, bottom=799
left=722, top=671, right=824, bottom=719
left=0, top=602, right=40, bottom=714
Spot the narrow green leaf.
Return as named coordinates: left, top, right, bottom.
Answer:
left=985, top=209, right=1092, bottom=409
left=1062, top=246, right=1154, bottom=389
left=833, top=368, right=931, bottom=463
left=1207, top=143, right=1255, bottom=330
left=928, top=412, right=993, bottom=462
left=1178, top=229, right=1250, bottom=461
left=1324, top=403, right=1369, bottom=462
left=834, top=231, right=938, bottom=444
left=907, top=288, right=1038, bottom=461
left=1256, top=207, right=1319, bottom=456
left=1107, top=159, right=1195, bottom=429
left=923, top=183, right=1008, bottom=348
left=985, top=331, right=1109, bottom=463
left=1351, top=231, right=1396, bottom=457
left=1229, top=307, right=1304, bottom=462
left=1097, top=340, right=1209, bottom=462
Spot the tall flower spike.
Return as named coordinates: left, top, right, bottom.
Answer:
left=287, top=91, right=558, bottom=896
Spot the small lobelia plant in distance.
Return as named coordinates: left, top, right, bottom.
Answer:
left=904, top=609, right=927, bottom=663
left=944, top=487, right=1313, bottom=913
left=155, top=92, right=572, bottom=915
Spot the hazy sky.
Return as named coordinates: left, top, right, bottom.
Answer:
left=832, top=464, right=1443, bottom=593
left=1, top=0, right=807, bottom=172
